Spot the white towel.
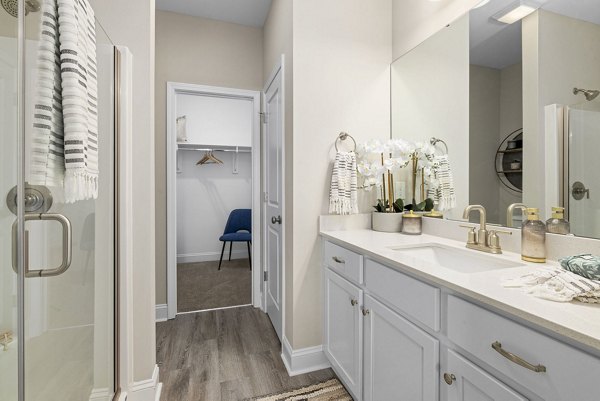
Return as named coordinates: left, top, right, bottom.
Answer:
left=503, top=266, right=600, bottom=304
left=428, top=154, right=456, bottom=211
left=31, top=0, right=98, bottom=203
left=329, top=152, right=359, bottom=215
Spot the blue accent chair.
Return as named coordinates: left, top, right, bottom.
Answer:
left=219, top=209, right=252, bottom=270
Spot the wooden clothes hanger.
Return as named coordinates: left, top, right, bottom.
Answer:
left=196, top=150, right=223, bottom=165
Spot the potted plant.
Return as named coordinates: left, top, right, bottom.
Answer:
left=357, top=139, right=438, bottom=232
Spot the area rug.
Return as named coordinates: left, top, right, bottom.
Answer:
left=248, top=379, right=353, bottom=401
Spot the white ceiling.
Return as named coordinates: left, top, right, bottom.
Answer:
left=155, top=0, right=273, bottom=28
left=470, top=0, right=600, bottom=69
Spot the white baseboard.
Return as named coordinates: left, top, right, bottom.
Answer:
left=177, top=250, right=249, bottom=264
left=281, top=336, right=330, bottom=377
left=155, top=304, right=168, bottom=322
left=88, top=388, right=111, bottom=401
left=126, top=365, right=161, bottom=401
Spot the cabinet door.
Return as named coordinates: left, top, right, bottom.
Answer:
left=444, top=350, right=528, bottom=401
left=363, top=295, right=439, bottom=401
left=324, top=268, right=363, bottom=399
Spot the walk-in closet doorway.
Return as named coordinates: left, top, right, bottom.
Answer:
left=166, top=83, right=262, bottom=319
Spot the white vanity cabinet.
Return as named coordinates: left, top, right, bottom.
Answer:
left=444, top=350, right=528, bottom=401
left=321, top=238, right=600, bottom=401
left=363, top=294, right=439, bottom=401
left=324, top=268, right=363, bottom=400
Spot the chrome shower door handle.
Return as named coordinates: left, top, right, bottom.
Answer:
left=12, top=213, right=73, bottom=278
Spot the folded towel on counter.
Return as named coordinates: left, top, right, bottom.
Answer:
left=503, top=266, right=600, bottom=304
left=329, top=152, right=359, bottom=215
left=559, top=254, right=600, bottom=281
left=428, top=154, right=456, bottom=212
left=31, top=0, right=99, bottom=203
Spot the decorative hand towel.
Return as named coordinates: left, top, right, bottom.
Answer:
left=31, top=0, right=98, bottom=203
left=559, top=254, right=600, bottom=281
left=329, top=152, right=359, bottom=215
left=503, top=266, right=600, bottom=304
left=428, top=154, right=456, bottom=211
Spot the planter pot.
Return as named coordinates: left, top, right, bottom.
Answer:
left=372, top=212, right=403, bottom=233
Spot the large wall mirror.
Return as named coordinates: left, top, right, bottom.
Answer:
left=391, top=0, right=600, bottom=239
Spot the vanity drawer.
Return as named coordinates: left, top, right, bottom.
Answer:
left=364, top=259, right=440, bottom=331
left=323, top=240, right=363, bottom=284
left=447, top=295, right=600, bottom=401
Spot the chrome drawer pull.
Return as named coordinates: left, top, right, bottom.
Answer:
left=332, top=256, right=345, bottom=264
left=492, top=341, right=547, bottom=373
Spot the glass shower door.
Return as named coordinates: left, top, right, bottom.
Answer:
left=567, top=106, right=600, bottom=238
left=1, top=3, right=117, bottom=400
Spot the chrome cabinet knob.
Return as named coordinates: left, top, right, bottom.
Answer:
left=350, top=299, right=358, bottom=306
left=271, top=215, right=282, bottom=224
left=361, top=308, right=370, bottom=316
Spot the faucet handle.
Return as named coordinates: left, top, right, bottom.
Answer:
left=488, top=230, right=512, bottom=253
left=460, top=225, right=478, bottom=245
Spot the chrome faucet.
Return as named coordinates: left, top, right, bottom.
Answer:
left=462, top=205, right=511, bottom=254
left=507, top=203, right=527, bottom=228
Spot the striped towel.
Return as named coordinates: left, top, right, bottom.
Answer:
left=428, top=154, right=456, bottom=212
left=31, top=0, right=98, bottom=203
left=503, top=266, right=600, bottom=304
left=329, top=152, right=359, bottom=215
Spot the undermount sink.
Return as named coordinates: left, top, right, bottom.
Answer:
left=389, top=243, right=525, bottom=273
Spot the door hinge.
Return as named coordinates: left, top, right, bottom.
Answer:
left=264, top=271, right=268, bottom=281
left=263, top=191, right=268, bottom=202
left=260, top=112, right=268, bottom=124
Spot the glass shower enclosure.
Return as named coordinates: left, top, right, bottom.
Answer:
left=0, top=1, right=118, bottom=400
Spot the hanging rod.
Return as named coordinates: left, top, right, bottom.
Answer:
left=177, top=143, right=251, bottom=153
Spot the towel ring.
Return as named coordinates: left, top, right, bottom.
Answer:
left=335, top=132, right=357, bottom=152
left=430, top=137, right=448, bottom=154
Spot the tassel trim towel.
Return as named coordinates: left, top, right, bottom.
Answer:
left=503, top=266, right=600, bottom=304
left=428, top=154, right=456, bottom=212
left=329, top=152, right=359, bottom=215
left=31, top=0, right=99, bottom=203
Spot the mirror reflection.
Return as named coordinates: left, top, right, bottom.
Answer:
left=391, top=0, right=600, bottom=239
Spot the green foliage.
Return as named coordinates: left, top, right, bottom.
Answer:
left=373, top=198, right=405, bottom=213
left=404, top=198, right=434, bottom=212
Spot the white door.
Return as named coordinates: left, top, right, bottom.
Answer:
left=363, top=294, right=439, bottom=401
left=263, top=63, right=284, bottom=340
left=324, top=269, right=363, bottom=400
left=444, top=350, right=528, bottom=401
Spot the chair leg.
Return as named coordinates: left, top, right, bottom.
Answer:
left=228, top=241, right=233, bottom=261
left=218, top=241, right=226, bottom=270
left=247, top=241, right=252, bottom=270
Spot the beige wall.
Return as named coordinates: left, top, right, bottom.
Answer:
left=469, top=62, right=523, bottom=225
left=90, top=0, right=156, bottom=382
left=470, top=65, right=501, bottom=223
left=290, top=0, right=392, bottom=349
left=263, top=0, right=295, bottom=344
left=154, top=11, right=264, bottom=304
left=392, top=0, right=480, bottom=60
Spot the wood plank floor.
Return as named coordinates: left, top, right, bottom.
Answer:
left=157, top=306, right=336, bottom=401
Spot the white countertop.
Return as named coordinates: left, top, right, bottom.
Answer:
left=320, top=228, right=600, bottom=353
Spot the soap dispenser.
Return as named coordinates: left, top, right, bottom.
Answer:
left=546, top=207, right=570, bottom=235
left=522, top=208, right=546, bottom=263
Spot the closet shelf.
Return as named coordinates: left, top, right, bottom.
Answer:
left=177, top=143, right=251, bottom=153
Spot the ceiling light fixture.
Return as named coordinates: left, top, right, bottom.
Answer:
left=492, top=0, right=543, bottom=24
